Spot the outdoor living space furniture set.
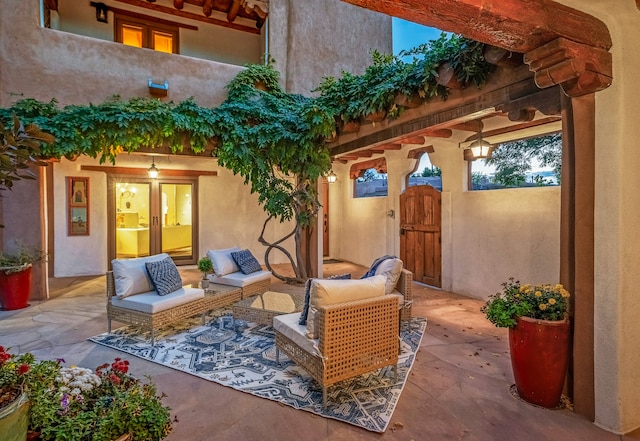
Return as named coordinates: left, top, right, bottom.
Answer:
left=106, top=248, right=271, bottom=345
left=106, top=250, right=413, bottom=406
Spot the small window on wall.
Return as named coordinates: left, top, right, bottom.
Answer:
left=115, top=15, right=178, bottom=54
left=470, top=133, right=562, bottom=190
left=408, top=153, right=442, bottom=190
left=351, top=158, right=388, bottom=198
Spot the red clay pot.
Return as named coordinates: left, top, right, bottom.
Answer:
left=508, top=316, right=570, bottom=408
left=0, top=266, right=32, bottom=310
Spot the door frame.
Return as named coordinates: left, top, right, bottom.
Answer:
left=107, top=174, right=199, bottom=266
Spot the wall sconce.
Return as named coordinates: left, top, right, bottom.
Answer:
left=326, top=170, right=337, bottom=183
left=148, top=79, right=169, bottom=97
left=90, top=2, right=109, bottom=23
left=461, top=120, right=494, bottom=161
left=148, top=158, right=159, bottom=179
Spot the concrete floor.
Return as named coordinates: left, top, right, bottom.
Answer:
left=1, top=261, right=637, bottom=441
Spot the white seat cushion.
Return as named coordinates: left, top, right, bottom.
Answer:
left=273, top=312, right=320, bottom=357
left=111, top=286, right=204, bottom=314
left=208, top=270, right=271, bottom=288
left=111, top=253, right=170, bottom=298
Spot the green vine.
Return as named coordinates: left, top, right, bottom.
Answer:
left=0, top=35, right=496, bottom=282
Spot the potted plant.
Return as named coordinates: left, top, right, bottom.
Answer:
left=197, top=256, right=213, bottom=289
left=0, top=243, right=47, bottom=310
left=481, top=278, right=571, bottom=408
left=0, top=346, right=175, bottom=441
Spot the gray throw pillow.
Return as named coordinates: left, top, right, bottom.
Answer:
left=230, top=249, right=262, bottom=274
left=145, top=257, right=183, bottom=296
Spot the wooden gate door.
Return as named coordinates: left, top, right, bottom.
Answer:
left=400, top=185, right=442, bottom=287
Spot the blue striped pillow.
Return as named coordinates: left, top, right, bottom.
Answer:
left=231, top=249, right=262, bottom=274
left=145, top=257, right=183, bottom=296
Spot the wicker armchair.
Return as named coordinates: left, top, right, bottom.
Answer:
left=274, top=294, right=399, bottom=407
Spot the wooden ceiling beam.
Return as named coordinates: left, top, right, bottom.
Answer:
left=407, top=145, right=435, bottom=159
left=340, top=0, right=611, bottom=53
left=463, top=116, right=561, bottom=142
left=399, top=136, right=425, bottom=145
left=112, top=0, right=261, bottom=34
left=422, top=128, right=453, bottom=138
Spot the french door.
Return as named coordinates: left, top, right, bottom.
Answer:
left=108, top=175, right=198, bottom=265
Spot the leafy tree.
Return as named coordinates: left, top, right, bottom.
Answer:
left=0, top=115, right=53, bottom=191
left=419, top=166, right=441, bottom=177
left=485, top=133, right=561, bottom=187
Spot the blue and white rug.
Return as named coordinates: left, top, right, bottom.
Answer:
left=89, top=315, right=426, bottom=433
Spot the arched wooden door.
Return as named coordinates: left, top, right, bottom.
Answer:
left=400, top=185, right=441, bottom=287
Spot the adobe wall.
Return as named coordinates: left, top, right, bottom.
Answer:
left=269, top=0, right=392, bottom=95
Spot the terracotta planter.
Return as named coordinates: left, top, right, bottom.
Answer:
left=364, top=110, right=386, bottom=122
left=340, top=120, right=361, bottom=134
left=0, top=266, right=32, bottom=310
left=0, top=390, right=29, bottom=441
left=394, top=92, right=423, bottom=108
left=509, top=316, right=570, bottom=408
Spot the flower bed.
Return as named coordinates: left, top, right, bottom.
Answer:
left=0, top=346, right=174, bottom=441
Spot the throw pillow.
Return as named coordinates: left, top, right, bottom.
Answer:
left=374, top=258, right=404, bottom=294
left=231, top=249, right=262, bottom=274
left=111, top=253, right=170, bottom=298
left=306, top=275, right=385, bottom=339
left=145, top=256, right=183, bottom=296
left=299, top=273, right=351, bottom=326
left=206, top=247, right=241, bottom=276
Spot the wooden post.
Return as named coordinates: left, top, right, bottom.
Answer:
left=560, top=93, right=595, bottom=420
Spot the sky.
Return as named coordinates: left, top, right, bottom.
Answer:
left=392, top=18, right=445, bottom=56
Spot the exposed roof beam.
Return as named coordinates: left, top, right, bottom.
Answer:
left=340, top=0, right=611, bottom=53
left=112, top=0, right=261, bottom=34
left=463, top=117, right=562, bottom=142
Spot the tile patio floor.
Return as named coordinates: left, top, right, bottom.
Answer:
left=1, top=261, right=638, bottom=440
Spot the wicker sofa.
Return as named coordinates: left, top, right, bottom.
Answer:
left=274, top=275, right=400, bottom=407
left=106, top=253, right=241, bottom=345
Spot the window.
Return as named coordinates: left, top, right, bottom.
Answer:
left=470, top=133, right=562, bottom=190
left=351, top=158, right=388, bottom=198
left=115, top=15, right=178, bottom=54
left=408, top=153, right=442, bottom=190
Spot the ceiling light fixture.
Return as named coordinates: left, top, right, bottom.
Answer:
left=461, top=120, right=494, bottom=161
left=148, top=158, right=159, bottom=179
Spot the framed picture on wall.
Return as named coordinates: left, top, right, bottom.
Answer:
left=67, top=177, right=90, bottom=236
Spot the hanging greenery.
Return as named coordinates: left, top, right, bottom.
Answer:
left=0, top=34, right=496, bottom=282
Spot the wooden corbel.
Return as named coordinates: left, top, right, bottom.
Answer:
left=524, top=37, right=612, bottom=97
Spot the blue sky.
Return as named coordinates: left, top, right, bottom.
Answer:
left=392, top=18, right=444, bottom=55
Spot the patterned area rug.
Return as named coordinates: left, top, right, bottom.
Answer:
left=89, top=314, right=426, bottom=433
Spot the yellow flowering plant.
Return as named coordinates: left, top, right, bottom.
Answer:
left=481, top=277, right=570, bottom=328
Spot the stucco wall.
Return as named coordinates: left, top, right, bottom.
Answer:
left=269, top=0, right=392, bottom=95
left=53, top=0, right=264, bottom=66
left=0, top=1, right=243, bottom=107
left=52, top=155, right=295, bottom=277
left=330, top=141, right=561, bottom=300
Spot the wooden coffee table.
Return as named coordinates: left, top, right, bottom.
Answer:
left=232, top=291, right=303, bottom=330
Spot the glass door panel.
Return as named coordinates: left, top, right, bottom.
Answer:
left=115, top=182, right=151, bottom=258
left=160, top=183, right=193, bottom=259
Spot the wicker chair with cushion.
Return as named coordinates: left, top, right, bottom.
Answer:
left=274, top=275, right=399, bottom=407
left=205, top=247, right=271, bottom=298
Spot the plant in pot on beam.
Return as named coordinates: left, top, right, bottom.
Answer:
left=481, top=277, right=571, bottom=408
